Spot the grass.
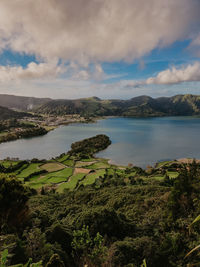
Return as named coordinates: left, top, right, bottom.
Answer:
left=26, top=168, right=73, bottom=188
left=85, top=162, right=110, bottom=169
left=80, top=169, right=106, bottom=186
left=28, top=181, right=51, bottom=189
left=17, top=163, right=41, bottom=178
left=56, top=173, right=86, bottom=192
left=75, top=161, right=97, bottom=167
left=1, top=152, right=181, bottom=192
left=13, top=163, right=29, bottom=175
left=45, top=176, right=68, bottom=184
left=40, top=162, right=65, bottom=172
left=156, top=160, right=177, bottom=168
left=62, top=159, right=74, bottom=167
left=81, top=158, right=96, bottom=162
left=107, top=168, right=115, bottom=176
left=0, top=160, right=20, bottom=168
left=40, top=167, right=73, bottom=183
left=115, top=169, right=126, bottom=175
left=25, top=174, right=48, bottom=189
left=150, top=175, right=164, bottom=181
left=41, top=167, right=73, bottom=180
left=167, top=171, right=179, bottom=178
left=126, top=171, right=136, bottom=177
left=57, top=154, right=69, bottom=162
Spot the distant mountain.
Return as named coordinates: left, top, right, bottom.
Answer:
left=1, top=93, right=200, bottom=117
left=36, top=98, right=122, bottom=116
left=0, top=106, right=31, bottom=120
left=0, top=94, right=51, bottom=111
left=36, top=94, right=200, bottom=117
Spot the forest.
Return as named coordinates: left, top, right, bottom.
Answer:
left=0, top=135, right=200, bottom=266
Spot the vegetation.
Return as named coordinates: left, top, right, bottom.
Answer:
left=68, top=134, right=111, bottom=159
left=68, top=134, right=111, bottom=158
left=2, top=93, right=200, bottom=118
left=0, top=94, right=50, bottom=111
left=0, top=106, right=31, bottom=121
left=35, top=94, right=200, bottom=117
left=1, top=135, right=200, bottom=266
left=0, top=114, right=48, bottom=144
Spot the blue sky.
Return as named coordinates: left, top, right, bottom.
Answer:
left=0, top=0, right=200, bottom=99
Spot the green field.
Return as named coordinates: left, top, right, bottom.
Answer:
left=57, top=173, right=86, bottom=192
left=62, top=159, right=74, bottom=167
left=17, top=163, right=41, bottom=178
left=0, top=160, right=20, bottom=168
left=0, top=151, right=186, bottom=193
left=26, top=167, right=73, bottom=188
left=80, top=169, right=106, bottom=186
left=85, top=161, right=110, bottom=169
left=75, top=161, right=97, bottom=167
left=8, top=156, right=183, bottom=191
left=56, top=154, right=69, bottom=162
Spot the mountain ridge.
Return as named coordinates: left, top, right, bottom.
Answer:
left=1, top=93, right=200, bottom=117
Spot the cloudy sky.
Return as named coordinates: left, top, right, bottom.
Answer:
left=0, top=0, right=200, bottom=99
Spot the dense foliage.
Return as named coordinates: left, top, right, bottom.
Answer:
left=1, top=93, right=200, bottom=117
left=1, top=134, right=200, bottom=266
left=0, top=106, right=31, bottom=121
left=0, top=94, right=50, bottom=111
left=68, top=134, right=111, bottom=158
left=35, top=94, right=200, bottom=117
left=1, top=160, right=200, bottom=266
left=0, top=175, right=32, bottom=232
left=0, top=126, right=48, bottom=143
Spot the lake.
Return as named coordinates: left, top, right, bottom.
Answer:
left=0, top=117, right=200, bottom=168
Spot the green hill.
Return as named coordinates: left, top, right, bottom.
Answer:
left=0, top=106, right=31, bottom=120
left=0, top=94, right=51, bottom=111
left=1, top=138, right=200, bottom=266
left=36, top=94, right=200, bottom=117
left=1, top=93, right=200, bottom=117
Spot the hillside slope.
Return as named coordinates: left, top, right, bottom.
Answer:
left=1, top=93, right=200, bottom=117
left=0, top=106, right=31, bottom=120
left=36, top=94, right=200, bottom=117
left=0, top=94, right=51, bottom=111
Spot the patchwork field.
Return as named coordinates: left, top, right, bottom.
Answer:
left=40, top=162, right=65, bottom=172
left=0, top=152, right=182, bottom=193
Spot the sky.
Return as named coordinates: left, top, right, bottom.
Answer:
left=0, top=0, right=200, bottom=99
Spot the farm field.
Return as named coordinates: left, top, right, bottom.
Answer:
left=40, top=162, right=65, bottom=172
left=0, top=151, right=183, bottom=193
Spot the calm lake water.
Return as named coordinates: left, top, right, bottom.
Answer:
left=0, top=117, right=200, bottom=168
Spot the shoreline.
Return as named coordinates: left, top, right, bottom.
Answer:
left=1, top=116, right=200, bottom=168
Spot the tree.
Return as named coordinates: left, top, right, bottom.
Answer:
left=0, top=174, right=31, bottom=232
left=72, top=225, right=107, bottom=266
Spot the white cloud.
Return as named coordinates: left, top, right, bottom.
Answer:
left=73, top=70, right=90, bottom=81
left=1, top=75, right=200, bottom=100
left=124, top=62, right=200, bottom=88
left=0, top=1, right=200, bottom=99
left=189, top=33, right=200, bottom=56
left=71, top=63, right=107, bottom=81
left=0, top=0, right=199, bottom=64
left=146, top=62, right=200, bottom=85
left=0, top=62, right=64, bottom=82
